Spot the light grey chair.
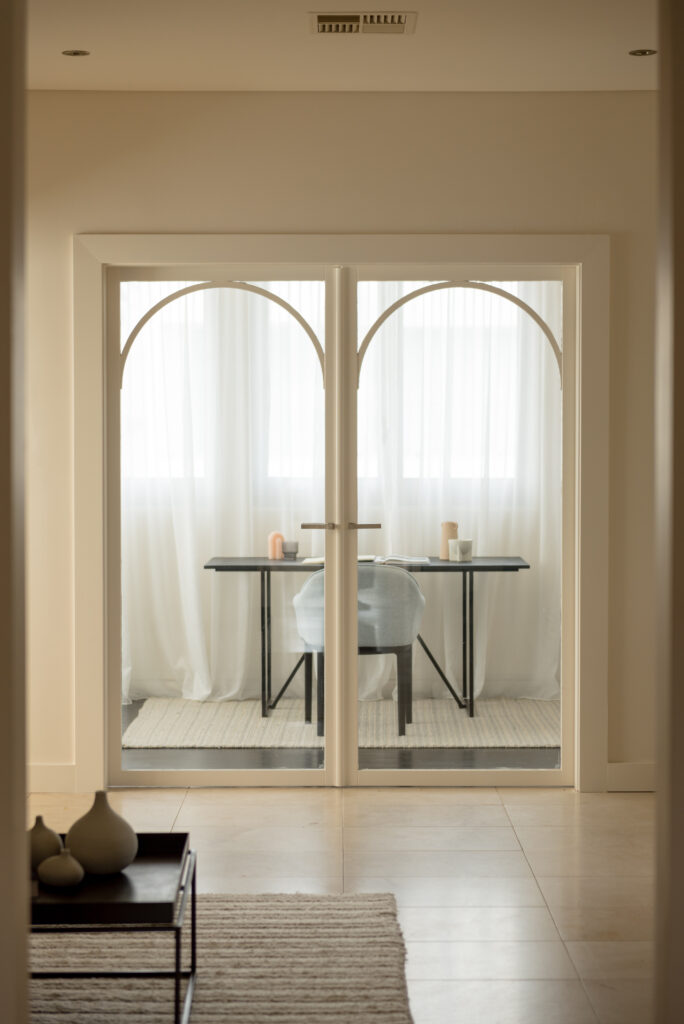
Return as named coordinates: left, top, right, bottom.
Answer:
left=292, top=564, right=426, bottom=737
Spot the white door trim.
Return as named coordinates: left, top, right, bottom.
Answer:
left=73, top=233, right=609, bottom=791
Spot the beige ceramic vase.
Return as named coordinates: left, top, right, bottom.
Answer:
left=66, top=790, right=138, bottom=875
left=37, top=848, right=85, bottom=887
left=28, top=815, right=63, bottom=871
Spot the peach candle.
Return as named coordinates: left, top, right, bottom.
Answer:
left=268, top=531, right=284, bottom=560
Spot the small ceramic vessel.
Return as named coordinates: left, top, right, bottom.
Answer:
left=37, top=848, right=84, bottom=887
left=28, top=815, right=63, bottom=871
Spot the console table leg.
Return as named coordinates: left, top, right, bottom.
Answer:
left=175, top=927, right=181, bottom=1024
left=191, top=857, right=197, bottom=974
left=260, top=571, right=267, bottom=716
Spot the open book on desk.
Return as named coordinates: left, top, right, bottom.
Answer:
left=302, top=555, right=376, bottom=565
left=302, top=555, right=431, bottom=565
left=374, top=555, right=430, bottom=564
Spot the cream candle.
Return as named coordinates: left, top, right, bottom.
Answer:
left=440, top=521, right=459, bottom=560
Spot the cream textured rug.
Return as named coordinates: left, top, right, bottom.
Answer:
left=31, top=893, right=413, bottom=1023
left=122, top=696, right=560, bottom=749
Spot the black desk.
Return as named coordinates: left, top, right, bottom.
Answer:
left=204, top=555, right=529, bottom=720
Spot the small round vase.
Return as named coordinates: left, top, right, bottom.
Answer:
left=37, top=848, right=84, bottom=887
left=28, top=815, right=63, bottom=871
left=66, top=790, right=138, bottom=875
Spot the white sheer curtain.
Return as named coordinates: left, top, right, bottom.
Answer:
left=121, top=282, right=325, bottom=702
left=357, top=281, right=562, bottom=700
left=120, top=279, right=562, bottom=704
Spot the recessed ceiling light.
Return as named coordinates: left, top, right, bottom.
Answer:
left=629, top=48, right=657, bottom=57
left=62, top=49, right=90, bottom=57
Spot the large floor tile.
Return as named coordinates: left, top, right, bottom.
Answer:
left=513, top=825, right=653, bottom=851
left=503, top=794, right=655, bottom=830
left=191, top=843, right=342, bottom=878
left=28, top=793, right=96, bottom=831
left=549, top=905, right=654, bottom=942
left=344, top=849, right=534, bottom=878
left=524, top=845, right=654, bottom=878
left=344, top=787, right=503, bottom=806
left=564, top=941, right=654, bottom=980
left=107, top=788, right=188, bottom=828
left=497, top=788, right=579, bottom=804
left=343, top=825, right=520, bottom=852
left=408, top=979, right=599, bottom=1024
left=344, top=875, right=546, bottom=907
left=536, top=876, right=655, bottom=909
left=583, top=978, right=654, bottom=1024
left=405, top=940, right=577, bottom=980
left=177, top=823, right=342, bottom=854
left=176, top=788, right=342, bottom=828
left=399, top=906, right=559, bottom=942
left=196, top=872, right=344, bottom=895
left=342, top=801, right=511, bottom=828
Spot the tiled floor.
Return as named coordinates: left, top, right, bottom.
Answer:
left=28, top=787, right=655, bottom=1023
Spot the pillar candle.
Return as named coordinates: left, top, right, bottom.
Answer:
left=440, top=521, right=459, bottom=560
left=268, top=531, right=284, bottom=560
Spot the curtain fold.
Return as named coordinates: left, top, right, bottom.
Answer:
left=120, top=279, right=561, bottom=705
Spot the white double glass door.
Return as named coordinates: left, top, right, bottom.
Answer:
left=108, top=262, right=571, bottom=787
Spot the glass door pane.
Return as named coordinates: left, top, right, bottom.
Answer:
left=116, top=279, right=328, bottom=773
left=355, top=279, right=563, bottom=772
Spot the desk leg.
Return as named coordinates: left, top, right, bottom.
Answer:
left=462, top=574, right=467, bottom=712
left=316, top=652, right=325, bottom=737
left=267, top=570, right=272, bottom=705
left=260, top=571, right=267, bottom=717
left=468, top=570, right=475, bottom=717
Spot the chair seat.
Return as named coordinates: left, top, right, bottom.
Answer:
left=293, top=565, right=425, bottom=737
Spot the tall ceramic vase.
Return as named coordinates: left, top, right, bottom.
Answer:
left=28, top=815, right=63, bottom=871
left=66, top=790, right=138, bottom=875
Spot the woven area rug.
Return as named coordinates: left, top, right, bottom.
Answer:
left=122, top=696, right=560, bottom=749
left=31, top=893, right=413, bottom=1023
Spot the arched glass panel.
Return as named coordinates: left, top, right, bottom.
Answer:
left=118, top=281, right=328, bottom=772
left=356, top=280, right=563, bottom=771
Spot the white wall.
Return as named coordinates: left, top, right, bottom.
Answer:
left=25, top=90, right=657, bottom=783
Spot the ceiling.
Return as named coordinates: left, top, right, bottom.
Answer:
left=27, top=0, right=658, bottom=92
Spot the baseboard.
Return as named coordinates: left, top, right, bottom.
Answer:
left=28, top=763, right=77, bottom=793
left=606, top=761, right=655, bottom=792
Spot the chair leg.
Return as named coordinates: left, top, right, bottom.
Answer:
left=396, top=651, right=405, bottom=737
left=304, top=653, right=312, bottom=723
left=316, top=652, right=325, bottom=737
left=396, top=647, right=413, bottom=736
left=405, top=648, right=413, bottom=724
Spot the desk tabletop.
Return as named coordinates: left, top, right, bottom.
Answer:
left=204, top=556, right=530, bottom=573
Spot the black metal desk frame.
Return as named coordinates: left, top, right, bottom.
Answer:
left=31, top=847, right=197, bottom=1024
left=204, top=556, right=529, bottom=721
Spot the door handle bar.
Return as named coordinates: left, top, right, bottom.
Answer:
left=300, top=522, right=382, bottom=530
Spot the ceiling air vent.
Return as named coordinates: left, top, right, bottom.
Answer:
left=311, top=12, right=417, bottom=35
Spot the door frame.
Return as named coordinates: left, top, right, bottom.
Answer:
left=73, top=233, right=609, bottom=790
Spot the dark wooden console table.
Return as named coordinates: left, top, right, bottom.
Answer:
left=31, top=833, right=196, bottom=1024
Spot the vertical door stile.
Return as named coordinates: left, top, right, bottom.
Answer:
left=324, top=266, right=359, bottom=786
left=342, top=267, right=359, bottom=785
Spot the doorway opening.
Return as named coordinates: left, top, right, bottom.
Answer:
left=104, top=258, right=576, bottom=787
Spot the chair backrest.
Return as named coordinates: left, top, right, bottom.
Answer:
left=292, top=564, right=425, bottom=650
